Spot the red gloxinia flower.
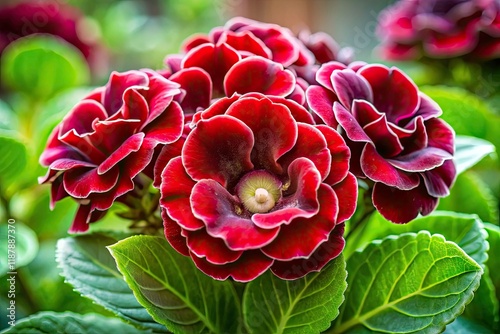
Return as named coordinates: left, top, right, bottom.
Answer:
left=39, top=70, right=184, bottom=233
left=181, top=16, right=314, bottom=68
left=165, top=54, right=297, bottom=116
left=306, top=62, right=456, bottom=224
left=161, top=17, right=351, bottom=111
left=159, top=93, right=357, bottom=282
left=0, top=0, right=103, bottom=69
left=376, top=0, right=500, bottom=60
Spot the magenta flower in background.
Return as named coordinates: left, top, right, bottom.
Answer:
left=39, top=70, right=184, bottom=233
left=307, top=61, right=456, bottom=224
left=0, top=0, right=103, bottom=69
left=377, top=0, right=500, bottom=60
left=159, top=93, right=357, bottom=282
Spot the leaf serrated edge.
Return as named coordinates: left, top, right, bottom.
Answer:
left=0, top=311, right=141, bottom=334
left=331, top=231, right=483, bottom=334
left=108, top=235, right=226, bottom=334
left=244, top=255, right=347, bottom=334
left=55, top=236, right=161, bottom=333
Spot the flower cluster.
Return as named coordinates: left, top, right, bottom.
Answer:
left=40, top=17, right=456, bottom=281
left=377, top=0, right=500, bottom=61
left=160, top=16, right=353, bottom=113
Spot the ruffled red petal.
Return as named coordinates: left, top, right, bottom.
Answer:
left=262, top=184, right=338, bottom=261
left=160, top=157, right=203, bottom=231
left=182, top=116, right=254, bottom=188
left=372, top=182, right=438, bottom=224
left=224, top=56, right=296, bottom=97
left=191, top=179, right=280, bottom=250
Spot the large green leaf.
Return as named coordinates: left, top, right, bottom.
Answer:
left=453, top=136, right=496, bottom=175
left=108, top=235, right=241, bottom=334
left=243, top=254, right=346, bottom=334
left=0, top=311, right=142, bottom=334
left=344, top=211, right=489, bottom=267
left=421, top=86, right=500, bottom=153
left=1, top=35, right=89, bottom=99
left=56, top=234, right=166, bottom=333
left=0, top=221, right=38, bottom=276
left=331, top=232, right=483, bottom=333
left=0, top=135, right=27, bottom=188
left=438, top=171, right=499, bottom=225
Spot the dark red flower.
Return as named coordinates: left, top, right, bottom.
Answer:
left=159, top=93, right=356, bottom=282
left=165, top=53, right=298, bottom=115
left=306, top=62, right=456, bottom=224
left=161, top=17, right=351, bottom=112
left=39, top=70, right=184, bottom=233
left=0, top=0, right=103, bottom=69
left=377, top=0, right=500, bottom=60
left=182, top=17, right=314, bottom=67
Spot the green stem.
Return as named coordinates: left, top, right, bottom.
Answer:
left=344, top=205, right=375, bottom=240
left=19, top=98, right=42, bottom=144
left=345, top=187, right=375, bottom=240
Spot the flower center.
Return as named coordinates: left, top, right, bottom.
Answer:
left=235, top=170, right=282, bottom=214
left=254, top=188, right=269, bottom=204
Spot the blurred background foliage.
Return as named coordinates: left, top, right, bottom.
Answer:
left=0, top=0, right=499, bottom=332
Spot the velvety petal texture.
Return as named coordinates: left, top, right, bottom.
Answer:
left=160, top=93, right=356, bottom=282
left=39, top=70, right=184, bottom=232
left=306, top=62, right=456, bottom=224
left=376, top=0, right=500, bottom=60
left=162, top=16, right=353, bottom=107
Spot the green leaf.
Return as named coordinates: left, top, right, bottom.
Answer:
left=345, top=211, right=489, bottom=267
left=0, top=221, right=38, bottom=276
left=56, top=234, right=166, bottom=333
left=0, top=135, right=27, bottom=187
left=108, top=235, right=241, bottom=334
left=243, top=254, right=346, bottom=334
left=454, top=136, right=496, bottom=175
left=485, top=224, right=500, bottom=302
left=18, top=239, right=109, bottom=316
left=444, top=316, right=494, bottom=334
left=1, top=35, right=89, bottom=99
left=0, top=311, right=143, bottom=334
left=462, top=265, right=499, bottom=331
left=332, top=231, right=483, bottom=333
left=421, top=86, right=500, bottom=154
left=438, top=171, right=499, bottom=225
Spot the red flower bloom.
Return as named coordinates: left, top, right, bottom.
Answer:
left=0, top=0, right=103, bottom=69
left=39, top=70, right=184, bottom=233
left=159, top=93, right=356, bottom=282
left=307, top=62, right=456, bottom=224
left=377, top=0, right=500, bottom=60
left=161, top=17, right=351, bottom=112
